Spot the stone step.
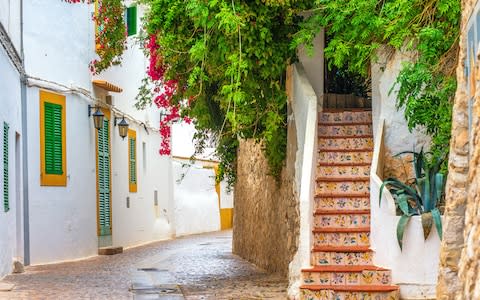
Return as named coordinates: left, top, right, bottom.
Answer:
left=318, top=151, right=372, bottom=164
left=301, top=266, right=392, bottom=286
left=315, top=197, right=370, bottom=211
left=313, top=213, right=370, bottom=229
left=318, top=136, right=374, bottom=151
left=316, top=181, right=370, bottom=196
left=319, top=111, right=373, bottom=124
left=317, top=165, right=371, bottom=179
left=300, top=286, right=399, bottom=300
left=318, top=124, right=373, bottom=137
left=313, top=231, right=371, bottom=248
left=312, top=249, right=373, bottom=266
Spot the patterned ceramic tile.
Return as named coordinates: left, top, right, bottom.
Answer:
left=318, top=151, right=373, bottom=164
left=317, top=165, right=371, bottom=178
left=314, top=232, right=370, bottom=247
left=330, top=272, right=346, bottom=285
left=374, top=271, right=392, bottom=285
left=312, top=252, right=331, bottom=265
left=318, top=137, right=374, bottom=150
left=319, top=111, right=372, bottom=124
left=318, top=125, right=373, bottom=137
left=300, top=289, right=334, bottom=300
left=314, top=214, right=371, bottom=228
left=316, top=181, right=370, bottom=195
left=361, top=271, right=376, bottom=285
left=315, top=197, right=370, bottom=211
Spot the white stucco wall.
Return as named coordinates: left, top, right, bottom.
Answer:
left=370, top=120, right=440, bottom=299
left=173, top=161, right=220, bottom=236
left=371, top=48, right=431, bottom=150
left=288, top=63, right=319, bottom=299
left=298, top=29, right=325, bottom=105
left=0, top=46, right=22, bottom=278
left=0, top=0, right=21, bottom=51
left=22, top=1, right=175, bottom=265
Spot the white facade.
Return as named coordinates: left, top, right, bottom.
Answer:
left=0, top=0, right=23, bottom=279
left=21, top=0, right=174, bottom=265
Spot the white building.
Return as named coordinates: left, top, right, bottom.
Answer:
left=18, top=0, right=174, bottom=266
left=0, top=0, right=23, bottom=279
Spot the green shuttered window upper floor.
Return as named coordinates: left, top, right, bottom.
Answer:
left=126, top=6, right=137, bottom=36
left=3, top=122, right=9, bottom=212
left=44, top=102, right=63, bottom=175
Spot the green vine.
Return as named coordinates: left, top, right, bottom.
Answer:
left=294, top=0, right=460, bottom=157
left=137, top=0, right=309, bottom=184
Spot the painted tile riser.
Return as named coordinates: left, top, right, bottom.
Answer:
left=312, top=251, right=373, bottom=266
left=313, top=214, right=370, bottom=229
left=318, top=125, right=373, bottom=137
left=317, top=165, right=371, bottom=178
left=315, top=198, right=370, bottom=211
left=316, top=181, right=370, bottom=195
left=301, top=289, right=399, bottom=300
left=314, top=232, right=370, bottom=248
left=318, top=137, right=374, bottom=150
left=302, top=269, right=392, bottom=286
left=318, top=152, right=373, bottom=164
left=319, top=111, right=373, bottom=124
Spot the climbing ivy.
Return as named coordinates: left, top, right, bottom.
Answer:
left=294, top=0, right=460, bottom=157
left=137, top=0, right=309, bottom=185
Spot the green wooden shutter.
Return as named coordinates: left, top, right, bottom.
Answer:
left=129, top=137, right=136, bottom=184
left=44, top=102, right=63, bottom=175
left=98, top=119, right=111, bottom=236
left=3, top=122, right=9, bottom=212
left=127, top=6, right=137, bottom=36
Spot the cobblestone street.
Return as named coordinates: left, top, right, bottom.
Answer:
left=0, top=231, right=287, bottom=299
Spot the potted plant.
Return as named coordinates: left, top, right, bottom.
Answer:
left=379, top=149, right=446, bottom=250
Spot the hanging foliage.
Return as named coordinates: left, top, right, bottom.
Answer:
left=136, top=0, right=309, bottom=185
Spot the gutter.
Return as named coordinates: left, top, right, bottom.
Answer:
left=20, top=0, right=30, bottom=266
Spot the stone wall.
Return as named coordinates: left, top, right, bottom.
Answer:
left=233, top=130, right=299, bottom=275
left=436, top=0, right=474, bottom=298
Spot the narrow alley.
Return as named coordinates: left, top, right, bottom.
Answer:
left=0, top=231, right=287, bottom=299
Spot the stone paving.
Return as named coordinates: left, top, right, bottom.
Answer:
left=0, top=231, right=288, bottom=299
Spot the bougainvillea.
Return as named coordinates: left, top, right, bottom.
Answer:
left=65, top=0, right=127, bottom=74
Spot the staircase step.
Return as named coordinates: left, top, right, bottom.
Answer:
left=319, top=136, right=374, bottom=150
left=313, top=231, right=370, bottom=248
left=300, top=286, right=399, bottom=300
left=302, top=266, right=392, bottom=286
left=316, top=177, right=370, bottom=182
left=318, top=125, right=373, bottom=137
left=313, top=227, right=370, bottom=233
left=318, top=151, right=372, bottom=164
left=314, top=214, right=370, bottom=229
left=319, top=111, right=372, bottom=124
left=319, top=122, right=372, bottom=126
left=312, top=250, right=373, bottom=266
left=316, top=181, right=370, bottom=196
left=317, top=165, right=370, bottom=179
left=313, top=245, right=371, bottom=252
left=314, top=209, right=370, bottom=215
left=315, top=197, right=370, bottom=211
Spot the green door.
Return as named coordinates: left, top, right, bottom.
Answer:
left=97, top=118, right=111, bottom=236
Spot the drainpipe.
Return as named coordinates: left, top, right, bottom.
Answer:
left=20, top=0, right=30, bottom=266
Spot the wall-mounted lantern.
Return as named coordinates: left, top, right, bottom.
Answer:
left=114, top=116, right=129, bottom=139
left=88, top=105, right=105, bottom=130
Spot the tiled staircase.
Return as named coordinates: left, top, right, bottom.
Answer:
left=300, top=110, right=399, bottom=300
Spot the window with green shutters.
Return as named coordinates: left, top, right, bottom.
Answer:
left=40, top=90, right=66, bottom=186
left=44, top=102, right=63, bottom=175
left=126, top=6, right=137, bottom=36
left=128, top=130, right=137, bottom=193
left=97, top=118, right=111, bottom=236
left=3, top=122, right=9, bottom=212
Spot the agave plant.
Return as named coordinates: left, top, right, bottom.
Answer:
left=379, top=149, right=446, bottom=250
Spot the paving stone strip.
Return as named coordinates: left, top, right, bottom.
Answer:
left=0, top=231, right=287, bottom=300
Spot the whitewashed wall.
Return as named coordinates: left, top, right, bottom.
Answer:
left=0, top=0, right=22, bottom=279
left=173, top=161, right=220, bottom=236
left=22, top=0, right=174, bottom=265
left=0, top=46, right=22, bottom=278
left=371, top=48, right=431, bottom=149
